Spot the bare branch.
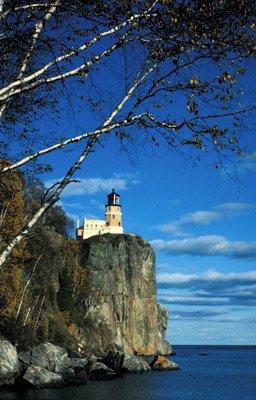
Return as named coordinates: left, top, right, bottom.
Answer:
left=1, top=112, right=150, bottom=174
left=15, top=253, right=43, bottom=321
left=0, top=0, right=159, bottom=102
left=0, top=0, right=61, bottom=121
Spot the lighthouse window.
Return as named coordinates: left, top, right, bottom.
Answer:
left=115, top=197, right=119, bottom=204
left=112, top=215, right=115, bottom=219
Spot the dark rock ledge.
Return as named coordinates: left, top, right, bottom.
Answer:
left=0, top=340, right=179, bottom=389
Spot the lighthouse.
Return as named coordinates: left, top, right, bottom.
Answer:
left=104, top=189, right=123, bottom=234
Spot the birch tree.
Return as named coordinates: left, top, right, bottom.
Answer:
left=0, top=0, right=256, bottom=269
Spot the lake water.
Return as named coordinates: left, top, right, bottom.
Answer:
left=1, top=345, right=256, bottom=400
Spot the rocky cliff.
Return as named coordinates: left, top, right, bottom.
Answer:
left=71, top=233, right=172, bottom=356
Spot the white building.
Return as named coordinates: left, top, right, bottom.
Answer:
left=76, top=189, right=123, bottom=239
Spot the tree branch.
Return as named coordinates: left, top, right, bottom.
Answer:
left=0, top=0, right=159, bottom=102
left=0, top=58, right=158, bottom=268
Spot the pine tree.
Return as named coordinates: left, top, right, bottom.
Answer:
left=57, top=267, right=75, bottom=316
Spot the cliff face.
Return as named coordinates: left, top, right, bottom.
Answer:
left=74, top=233, right=172, bottom=356
left=0, top=229, right=172, bottom=358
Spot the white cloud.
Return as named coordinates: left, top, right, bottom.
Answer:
left=157, top=202, right=254, bottom=236
left=158, top=294, right=230, bottom=306
left=113, top=172, right=138, bottom=179
left=156, top=263, right=197, bottom=272
left=156, top=269, right=256, bottom=307
left=214, top=202, right=254, bottom=212
left=158, top=222, right=186, bottom=236
left=90, top=199, right=105, bottom=210
left=45, top=174, right=140, bottom=197
left=159, top=211, right=223, bottom=236
left=237, top=152, right=256, bottom=173
left=113, top=172, right=142, bottom=186
left=64, top=202, right=90, bottom=209
left=169, top=308, right=228, bottom=320
left=157, top=269, right=256, bottom=289
left=151, top=235, right=256, bottom=259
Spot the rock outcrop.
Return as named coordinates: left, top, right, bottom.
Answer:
left=75, top=233, right=172, bottom=356
left=30, top=342, right=71, bottom=375
left=151, top=355, right=180, bottom=371
left=104, top=350, right=151, bottom=373
left=22, top=365, right=66, bottom=389
left=15, top=342, right=90, bottom=388
left=0, top=340, right=19, bottom=386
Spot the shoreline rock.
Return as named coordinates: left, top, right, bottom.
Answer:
left=151, top=355, right=180, bottom=371
left=0, top=340, right=20, bottom=386
left=0, top=340, right=180, bottom=389
left=22, top=365, right=66, bottom=389
left=103, top=350, right=151, bottom=373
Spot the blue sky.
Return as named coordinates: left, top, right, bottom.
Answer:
left=29, top=25, right=256, bottom=346
left=42, top=122, right=256, bottom=346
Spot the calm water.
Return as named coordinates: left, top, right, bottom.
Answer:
left=1, top=346, right=256, bottom=400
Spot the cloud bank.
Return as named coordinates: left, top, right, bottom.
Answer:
left=158, top=202, right=254, bottom=236
left=156, top=269, right=256, bottom=307
left=151, top=235, right=256, bottom=259
left=45, top=173, right=140, bottom=197
left=168, top=308, right=255, bottom=323
left=157, top=269, right=256, bottom=290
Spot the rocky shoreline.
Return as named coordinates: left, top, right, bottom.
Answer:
left=0, top=340, right=179, bottom=389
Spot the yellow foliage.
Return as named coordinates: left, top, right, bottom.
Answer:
left=0, top=160, right=24, bottom=249
left=190, top=79, right=199, bottom=85
left=0, top=264, right=23, bottom=320
left=72, top=265, right=86, bottom=302
left=60, top=311, right=72, bottom=325
left=65, top=238, right=80, bottom=256
left=0, top=161, right=31, bottom=325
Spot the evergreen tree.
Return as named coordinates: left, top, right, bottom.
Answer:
left=57, top=267, right=75, bottom=316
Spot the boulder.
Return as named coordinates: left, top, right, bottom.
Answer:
left=104, top=350, right=151, bottom=373
left=87, top=361, right=116, bottom=381
left=122, top=353, right=151, bottom=373
left=22, top=365, right=66, bottom=388
left=0, top=340, right=19, bottom=386
left=151, top=356, right=180, bottom=371
left=18, top=351, right=31, bottom=366
left=31, top=342, right=71, bottom=375
left=68, top=358, right=88, bottom=371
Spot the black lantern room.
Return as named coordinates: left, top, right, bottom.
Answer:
left=106, top=189, right=121, bottom=207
